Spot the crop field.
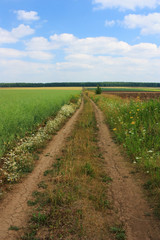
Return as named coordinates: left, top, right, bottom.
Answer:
left=88, top=87, right=160, bottom=92
left=103, top=91, right=160, bottom=100
left=0, top=89, right=81, bottom=157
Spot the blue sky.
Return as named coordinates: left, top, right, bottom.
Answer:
left=0, top=0, right=160, bottom=83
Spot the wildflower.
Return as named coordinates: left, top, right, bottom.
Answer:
left=137, top=109, right=140, bottom=111
left=113, top=128, right=117, bottom=131
left=131, top=121, right=135, bottom=125
left=148, top=150, right=153, bottom=153
left=130, top=117, right=133, bottom=119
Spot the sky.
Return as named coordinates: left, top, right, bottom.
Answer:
left=0, top=0, right=160, bottom=83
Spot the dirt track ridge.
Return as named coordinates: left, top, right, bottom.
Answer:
left=92, top=100, right=160, bottom=240
left=0, top=101, right=83, bottom=240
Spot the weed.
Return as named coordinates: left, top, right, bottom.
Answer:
left=27, top=200, right=38, bottom=206
left=8, top=225, right=20, bottom=231
left=31, top=213, right=48, bottom=225
left=21, top=231, right=38, bottom=240
left=101, top=173, right=112, bottom=183
left=81, top=162, right=95, bottom=178
left=143, top=180, right=153, bottom=190
left=43, top=169, right=53, bottom=176
left=110, top=226, right=126, bottom=240
left=37, top=181, right=47, bottom=189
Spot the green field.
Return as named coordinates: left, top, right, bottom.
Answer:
left=0, top=89, right=80, bottom=157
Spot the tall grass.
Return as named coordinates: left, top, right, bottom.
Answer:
left=90, top=93, right=160, bottom=185
left=0, top=89, right=80, bottom=157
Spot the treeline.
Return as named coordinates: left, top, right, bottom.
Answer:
left=0, top=82, right=160, bottom=88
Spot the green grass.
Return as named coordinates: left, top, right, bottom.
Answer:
left=90, top=93, right=160, bottom=217
left=0, top=89, right=80, bottom=157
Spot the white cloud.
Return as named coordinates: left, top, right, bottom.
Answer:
left=26, top=37, right=52, bottom=50
left=0, top=28, right=17, bottom=44
left=27, top=51, right=53, bottom=60
left=105, top=20, right=115, bottom=27
left=0, top=24, right=34, bottom=45
left=15, top=10, right=40, bottom=21
left=0, top=47, right=53, bottom=61
left=0, top=48, right=25, bottom=58
left=26, top=34, right=130, bottom=56
left=1, top=33, right=160, bottom=82
left=50, top=33, right=76, bottom=43
left=124, top=13, right=160, bottom=35
left=93, top=0, right=160, bottom=10
left=11, top=24, right=35, bottom=38
left=26, top=34, right=77, bottom=51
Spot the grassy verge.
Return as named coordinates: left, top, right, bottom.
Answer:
left=90, top=92, right=160, bottom=218
left=21, top=98, right=123, bottom=240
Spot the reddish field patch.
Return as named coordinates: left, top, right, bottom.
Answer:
left=103, top=91, right=160, bottom=100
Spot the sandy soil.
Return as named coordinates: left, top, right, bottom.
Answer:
left=91, top=100, right=160, bottom=240
left=0, top=101, right=83, bottom=240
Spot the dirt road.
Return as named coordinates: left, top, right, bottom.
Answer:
left=1, top=98, right=160, bottom=240
left=91, top=100, right=160, bottom=240
left=0, top=101, right=83, bottom=240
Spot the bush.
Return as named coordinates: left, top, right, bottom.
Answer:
left=95, top=85, right=102, bottom=94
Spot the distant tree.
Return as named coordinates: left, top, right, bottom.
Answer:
left=95, top=85, right=102, bottom=94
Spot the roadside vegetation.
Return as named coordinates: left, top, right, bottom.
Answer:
left=0, top=89, right=80, bottom=158
left=90, top=92, right=160, bottom=218
left=0, top=90, right=81, bottom=197
left=21, top=98, right=123, bottom=240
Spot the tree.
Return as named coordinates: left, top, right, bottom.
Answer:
left=95, top=85, right=102, bottom=94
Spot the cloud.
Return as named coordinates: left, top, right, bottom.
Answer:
left=26, top=33, right=160, bottom=59
left=11, top=24, right=35, bottom=38
left=27, top=51, right=53, bottom=60
left=0, top=48, right=25, bottom=58
left=93, top=0, right=160, bottom=10
left=15, top=10, right=40, bottom=21
left=123, top=13, right=160, bottom=35
left=26, top=34, right=77, bottom=51
left=105, top=20, right=115, bottom=27
left=0, top=24, right=34, bottom=44
left=0, top=47, right=53, bottom=61
left=26, top=34, right=130, bottom=56
left=1, top=33, right=160, bottom=82
left=0, top=28, right=17, bottom=44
